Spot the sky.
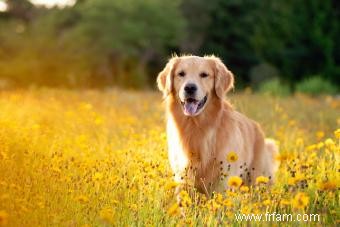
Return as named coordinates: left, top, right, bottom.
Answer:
left=0, top=1, right=7, bottom=12
left=0, top=0, right=75, bottom=11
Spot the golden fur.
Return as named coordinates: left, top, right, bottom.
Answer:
left=157, top=55, right=279, bottom=195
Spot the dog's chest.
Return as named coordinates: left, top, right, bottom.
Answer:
left=167, top=117, right=219, bottom=177
left=196, top=128, right=216, bottom=165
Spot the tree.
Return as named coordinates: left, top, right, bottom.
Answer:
left=67, top=0, right=185, bottom=87
left=199, top=0, right=263, bottom=86
left=198, top=0, right=339, bottom=87
left=5, top=0, right=34, bottom=22
left=0, top=0, right=186, bottom=88
left=255, top=0, right=340, bottom=85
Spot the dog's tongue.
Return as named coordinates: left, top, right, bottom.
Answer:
left=184, top=101, right=198, bottom=116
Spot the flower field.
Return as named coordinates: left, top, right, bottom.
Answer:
left=0, top=89, right=339, bottom=226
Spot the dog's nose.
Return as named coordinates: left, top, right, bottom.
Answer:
left=184, top=83, right=197, bottom=95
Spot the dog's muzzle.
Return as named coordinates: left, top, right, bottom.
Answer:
left=181, top=95, right=207, bottom=116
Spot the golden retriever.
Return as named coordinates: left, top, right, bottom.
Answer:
left=157, top=55, right=279, bottom=196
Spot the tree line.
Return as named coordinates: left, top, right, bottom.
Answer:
left=0, top=0, right=339, bottom=91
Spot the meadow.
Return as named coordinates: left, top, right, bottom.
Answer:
left=0, top=88, right=339, bottom=226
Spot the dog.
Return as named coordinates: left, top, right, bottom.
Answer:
left=157, top=55, right=279, bottom=196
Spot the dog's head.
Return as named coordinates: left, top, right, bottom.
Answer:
left=157, top=55, right=234, bottom=116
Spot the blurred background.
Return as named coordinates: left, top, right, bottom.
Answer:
left=0, top=0, right=339, bottom=95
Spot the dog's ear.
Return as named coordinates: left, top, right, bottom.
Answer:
left=206, top=56, right=234, bottom=99
left=157, top=57, right=178, bottom=97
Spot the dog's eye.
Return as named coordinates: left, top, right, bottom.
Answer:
left=178, top=71, right=186, bottom=77
left=200, top=72, right=208, bottom=78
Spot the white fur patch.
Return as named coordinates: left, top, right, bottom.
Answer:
left=167, top=116, right=189, bottom=183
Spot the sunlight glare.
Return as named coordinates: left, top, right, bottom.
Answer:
left=29, top=0, right=75, bottom=8
left=0, top=1, right=8, bottom=12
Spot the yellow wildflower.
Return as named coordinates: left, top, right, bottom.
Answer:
left=52, top=167, right=61, bottom=174
left=292, top=192, right=309, bottom=209
left=241, top=205, right=251, bottom=214
left=226, top=190, right=237, bottom=197
left=215, top=193, right=223, bottom=204
left=111, top=199, right=119, bottom=205
left=225, top=211, right=234, bottom=219
left=296, top=138, right=304, bottom=146
left=226, top=151, right=238, bottom=163
left=95, top=116, right=103, bottom=125
left=0, top=210, right=8, bottom=226
left=256, top=176, right=269, bottom=184
left=306, top=144, right=317, bottom=152
left=276, top=153, right=293, bottom=161
left=316, top=131, right=325, bottom=140
left=325, top=138, right=335, bottom=149
left=240, top=185, right=249, bottom=193
left=288, top=173, right=305, bottom=186
left=165, top=182, right=179, bottom=190
left=0, top=152, right=8, bottom=160
left=178, top=190, right=192, bottom=207
left=227, top=176, right=243, bottom=188
left=280, top=199, right=291, bottom=206
left=99, top=208, right=114, bottom=224
left=93, top=172, right=103, bottom=181
left=76, top=195, right=89, bottom=204
left=262, top=199, right=271, bottom=206
left=37, top=201, right=45, bottom=209
left=223, top=199, right=233, bottom=207
left=167, top=203, right=180, bottom=216
left=317, top=142, right=324, bottom=149
left=0, top=194, right=9, bottom=201
left=129, top=204, right=138, bottom=212
left=318, top=181, right=337, bottom=191
left=207, top=199, right=221, bottom=211
left=334, top=128, right=340, bottom=139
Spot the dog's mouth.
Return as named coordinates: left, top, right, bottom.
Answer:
left=181, top=95, right=208, bottom=116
